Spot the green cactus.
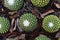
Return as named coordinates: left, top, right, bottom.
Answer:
left=34, top=34, right=51, bottom=40
left=42, top=15, right=60, bottom=33
left=0, top=17, right=10, bottom=34
left=31, top=0, right=50, bottom=7
left=4, top=0, right=23, bottom=10
left=19, top=13, right=37, bottom=32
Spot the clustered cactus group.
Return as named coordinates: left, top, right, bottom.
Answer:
left=4, top=0, right=50, bottom=11
left=0, top=0, right=60, bottom=40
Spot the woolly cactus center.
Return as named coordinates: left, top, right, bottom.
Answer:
left=48, top=22, right=54, bottom=28
left=0, top=24, right=2, bottom=29
left=8, top=0, right=14, bottom=5
left=23, top=20, right=30, bottom=27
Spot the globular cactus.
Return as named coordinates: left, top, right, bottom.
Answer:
left=4, top=0, right=24, bottom=10
left=19, top=13, right=37, bottom=32
left=34, top=34, right=51, bottom=40
left=31, top=0, right=50, bottom=7
left=42, top=15, right=60, bottom=33
left=0, top=17, right=10, bottom=34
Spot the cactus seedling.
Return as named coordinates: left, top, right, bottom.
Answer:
left=0, top=17, right=10, bottom=34
left=42, top=15, right=60, bottom=33
left=31, top=0, right=50, bottom=7
left=34, top=34, right=51, bottom=40
left=19, top=13, right=37, bottom=32
left=4, top=0, right=23, bottom=10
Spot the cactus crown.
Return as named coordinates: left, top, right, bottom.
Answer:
left=42, top=15, right=60, bottom=33
left=19, top=13, right=37, bottom=32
